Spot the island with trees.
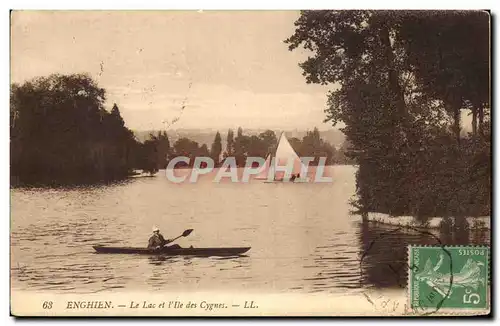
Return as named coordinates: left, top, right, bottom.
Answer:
left=10, top=74, right=352, bottom=186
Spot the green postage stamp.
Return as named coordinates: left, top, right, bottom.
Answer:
left=408, top=246, right=490, bottom=314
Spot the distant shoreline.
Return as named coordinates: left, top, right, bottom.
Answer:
left=167, top=164, right=356, bottom=170
left=11, top=165, right=357, bottom=187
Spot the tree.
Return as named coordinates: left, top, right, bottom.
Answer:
left=210, top=131, right=222, bottom=166
left=173, top=137, right=200, bottom=158
left=288, top=137, right=302, bottom=154
left=225, top=129, right=235, bottom=157
left=300, top=128, right=335, bottom=165
left=171, top=137, right=203, bottom=168
left=132, top=131, right=168, bottom=174
left=286, top=10, right=490, bottom=217
left=138, top=136, right=160, bottom=175
left=396, top=11, right=490, bottom=142
left=110, top=103, right=125, bottom=129
left=247, top=135, right=266, bottom=158
left=336, top=140, right=356, bottom=165
left=258, top=130, right=278, bottom=155
left=199, top=144, right=210, bottom=157
left=286, top=11, right=416, bottom=214
left=234, top=127, right=250, bottom=167
left=10, top=73, right=138, bottom=184
left=156, top=131, right=170, bottom=169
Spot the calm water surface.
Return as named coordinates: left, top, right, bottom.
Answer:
left=11, top=166, right=489, bottom=294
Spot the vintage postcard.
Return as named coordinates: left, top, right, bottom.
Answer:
left=10, top=10, right=491, bottom=317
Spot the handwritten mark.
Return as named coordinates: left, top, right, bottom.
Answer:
left=98, top=61, right=104, bottom=77
left=363, top=292, right=375, bottom=306
left=161, top=81, right=192, bottom=130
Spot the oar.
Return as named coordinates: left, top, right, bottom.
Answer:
left=167, top=229, right=193, bottom=244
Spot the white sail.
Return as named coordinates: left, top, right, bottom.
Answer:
left=273, top=133, right=304, bottom=181
left=254, top=155, right=271, bottom=180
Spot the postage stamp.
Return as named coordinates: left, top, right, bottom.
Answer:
left=408, top=246, right=490, bottom=314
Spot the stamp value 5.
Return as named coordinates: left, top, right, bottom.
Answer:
left=408, top=245, right=489, bottom=314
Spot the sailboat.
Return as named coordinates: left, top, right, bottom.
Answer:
left=256, top=133, right=308, bottom=182
left=254, top=155, right=271, bottom=180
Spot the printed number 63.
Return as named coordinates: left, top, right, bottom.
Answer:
left=463, top=289, right=480, bottom=304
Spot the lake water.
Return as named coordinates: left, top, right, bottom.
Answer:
left=11, top=166, right=490, bottom=294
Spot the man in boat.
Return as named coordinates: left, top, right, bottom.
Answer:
left=148, top=227, right=181, bottom=250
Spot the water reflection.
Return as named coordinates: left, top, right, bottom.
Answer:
left=144, top=255, right=252, bottom=290
left=471, top=228, right=490, bottom=245
left=148, top=256, right=175, bottom=265
left=303, top=231, right=361, bottom=293
left=358, top=219, right=490, bottom=289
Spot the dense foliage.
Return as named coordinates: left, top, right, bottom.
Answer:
left=286, top=10, right=490, bottom=217
left=11, top=74, right=138, bottom=185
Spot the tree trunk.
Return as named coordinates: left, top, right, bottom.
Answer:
left=478, top=104, right=484, bottom=137
left=378, top=22, right=412, bottom=216
left=471, top=107, right=478, bottom=139
left=453, top=105, right=461, bottom=145
left=447, top=94, right=462, bottom=145
left=379, top=24, right=407, bottom=121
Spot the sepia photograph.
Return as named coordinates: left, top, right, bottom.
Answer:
left=9, top=8, right=491, bottom=317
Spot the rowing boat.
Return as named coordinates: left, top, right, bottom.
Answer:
left=93, top=245, right=251, bottom=257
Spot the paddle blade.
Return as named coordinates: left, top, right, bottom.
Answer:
left=182, top=229, right=194, bottom=237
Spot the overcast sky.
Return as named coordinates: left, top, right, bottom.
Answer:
left=11, top=11, right=336, bottom=131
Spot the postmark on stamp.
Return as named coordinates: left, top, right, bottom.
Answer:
left=408, top=245, right=489, bottom=314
